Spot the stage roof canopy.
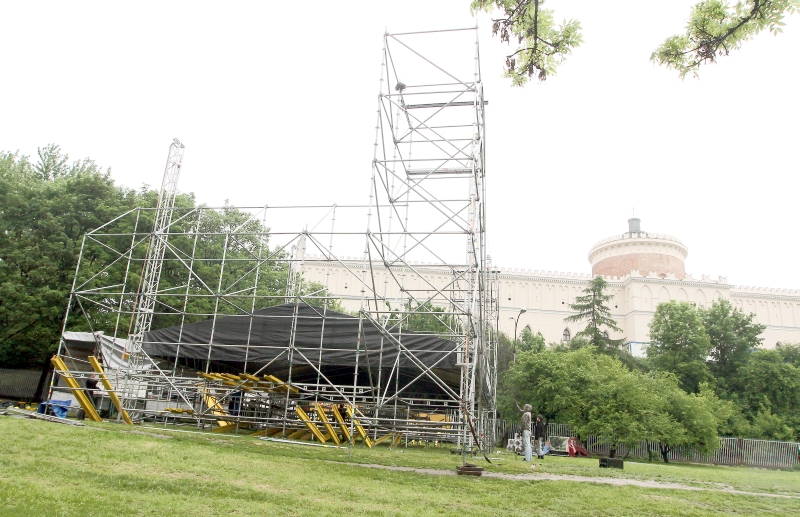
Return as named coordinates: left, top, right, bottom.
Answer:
left=143, top=303, right=458, bottom=371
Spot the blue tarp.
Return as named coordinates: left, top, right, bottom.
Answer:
left=38, top=399, right=71, bottom=419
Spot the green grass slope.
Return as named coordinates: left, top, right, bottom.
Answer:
left=0, top=418, right=798, bottom=516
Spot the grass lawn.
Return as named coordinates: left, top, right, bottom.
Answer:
left=0, top=416, right=798, bottom=516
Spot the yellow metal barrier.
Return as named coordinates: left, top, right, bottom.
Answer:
left=87, top=356, right=132, bottom=425
left=50, top=356, right=102, bottom=422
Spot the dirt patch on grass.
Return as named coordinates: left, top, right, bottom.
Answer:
left=231, top=479, right=291, bottom=494
left=349, top=463, right=800, bottom=499
left=125, top=430, right=173, bottom=439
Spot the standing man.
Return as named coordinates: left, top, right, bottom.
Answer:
left=515, top=401, right=533, bottom=462
left=534, top=415, right=546, bottom=459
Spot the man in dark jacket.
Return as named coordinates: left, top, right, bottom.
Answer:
left=85, top=374, right=101, bottom=410
left=533, top=415, right=546, bottom=459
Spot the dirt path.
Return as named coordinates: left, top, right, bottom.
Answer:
left=350, top=463, right=799, bottom=499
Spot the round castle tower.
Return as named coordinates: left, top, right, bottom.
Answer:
left=588, top=218, right=688, bottom=279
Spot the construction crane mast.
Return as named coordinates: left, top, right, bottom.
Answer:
left=125, top=138, right=185, bottom=373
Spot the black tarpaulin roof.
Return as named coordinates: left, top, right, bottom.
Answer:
left=143, top=303, right=458, bottom=371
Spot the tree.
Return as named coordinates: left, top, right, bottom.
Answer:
left=387, top=301, right=458, bottom=336
left=564, top=276, right=623, bottom=352
left=648, top=301, right=712, bottom=393
left=697, top=382, right=752, bottom=437
left=702, top=298, right=765, bottom=389
left=0, top=145, right=297, bottom=368
left=656, top=377, right=720, bottom=462
left=495, top=331, right=516, bottom=375
left=474, top=0, right=799, bottom=83
left=518, top=326, right=546, bottom=354
left=579, top=367, right=663, bottom=458
left=652, top=0, right=800, bottom=79
left=548, top=335, right=590, bottom=352
left=500, top=347, right=720, bottom=460
left=0, top=148, right=135, bottom=368
left=733, top=349, right=800, bottom=439
left=776, top=342, right=800, bottom=367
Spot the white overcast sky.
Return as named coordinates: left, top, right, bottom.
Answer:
left=2, top=1, right=798, bottom=289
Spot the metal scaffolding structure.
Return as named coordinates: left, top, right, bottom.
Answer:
left=52, top=26, right=499, bottom=452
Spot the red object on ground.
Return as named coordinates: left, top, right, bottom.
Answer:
left=568, top=437, right=590, bottom=457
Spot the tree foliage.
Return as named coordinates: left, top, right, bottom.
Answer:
left=500, top=347, right=720, bottom=460
left=470, top=0, right=583, bottom=85
left=733, top=349, right=800, bottom=438
left=652, top=0, right=800, bottom=79
left=564, top=276, right=623, bottom=352
left=518, top=326, right=546, bottom=354
left=474, top=0, right=799, bottom=83
left=0, top=145, right=331, bottom=369
left=0, top=148, right=136, bottom=367
left=647, top=301, right=712, bottom=393
left=702, top=298, right=764, bottom=387
left=387, top=302, right=458, bottom=336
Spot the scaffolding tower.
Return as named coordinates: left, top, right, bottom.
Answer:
left=52, top=26, right=499, bottom=452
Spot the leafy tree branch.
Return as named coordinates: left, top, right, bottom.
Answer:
left=474, top=0, right=799, bottom=83
left=652, top=0, right=800, bottom=79
left=471, top=0, right=583, bottom=85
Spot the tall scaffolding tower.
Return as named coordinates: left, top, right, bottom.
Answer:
left=52, top=26, right=498, bottom=452
left=353, top=26, right=495, bottom=449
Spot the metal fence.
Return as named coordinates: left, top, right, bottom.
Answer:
left=498, top=420, right=800, bottom=470
left=501, top=421, right=572, bottom=441
left=0, top=369, right=47, bottom=401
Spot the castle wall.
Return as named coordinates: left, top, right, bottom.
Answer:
left=300, top=257, right=800, bottom=355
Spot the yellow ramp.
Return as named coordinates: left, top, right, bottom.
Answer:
left=295, top=406, right=327, bottom=443
left=330, top=405, right=352, bottom=442
left=87, top=356, right=132, bottom=425
left=314, top=404, right=341, bottom=445
left=50, top=356, right=101, bottom=422
left=346, top=406, right=373, bottom=448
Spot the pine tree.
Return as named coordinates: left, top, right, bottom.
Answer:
left=564, top=276, right=623, bottom=352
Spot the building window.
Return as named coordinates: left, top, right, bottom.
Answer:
left=602, top=331, right=609, bottom=339
left=562, top=328, right=571, bottom=342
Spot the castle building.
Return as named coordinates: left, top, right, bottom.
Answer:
left=300, top=219, right=800, bottom=354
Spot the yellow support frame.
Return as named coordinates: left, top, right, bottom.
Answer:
left=374, top=433, right=394, bottom=446
left=346, top=406, right=374, bottom=448
left=50, top=356, right=102, bottom=422
left=87, top=356, right=133, bottom=425
left=263, top=374, right=299, bottom=394
left=314, top=404, right=341, bottom=445
left=287, top=428, right=310, bottom=440
left=295, top=406, right=327, bottom=443
left=201, top=388, right=236, bottom=432
left=330, top=404, right=352, bottom=443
